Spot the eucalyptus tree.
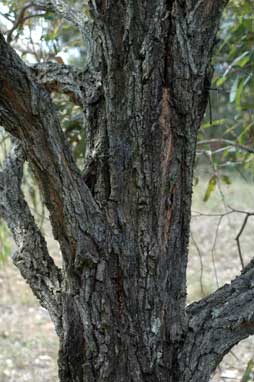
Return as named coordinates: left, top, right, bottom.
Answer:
left=1, top=1, right=254, bottom=382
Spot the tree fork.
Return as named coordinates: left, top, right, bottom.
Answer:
left=6, top=2, right=254, bottom=382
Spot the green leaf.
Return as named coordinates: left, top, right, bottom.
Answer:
left=203, top=175, right=217, bottom=202
left=216, top=76, right=227, bottom=86
left=238, top=55, right=250, bottom=68
left=230, top=77, right=240, bottom=103
left=243, top=73, right=253, bottom=87
left=238, top=121, right=254, bottom=143
left=236, top=78, right=245, bottom=109
left=224, top=51, right=249, bottom=77
left=202, top=119, right=226, bottom=129
left=221, top=175, right=231, bottom=185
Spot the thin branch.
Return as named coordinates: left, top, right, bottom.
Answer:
left=0, top=141, right=63, bottom=334
left=22, top=12, right=47, bottom=22
left=235, top=214, right=253, bottom=270
left=198, top=139, right=254, bottom=155
left=190, top=230, right=205, bottom=297
left=192, top=205, right=254, bottom=275
left=192, top=210, right=233, bottom=218
left=7, top=2, right=34, bottom=43
left=211, top=215, right=222, bottom=289
left=0, top=11, right=14, bottom=23
left=228, top=206, right=254, bottom=216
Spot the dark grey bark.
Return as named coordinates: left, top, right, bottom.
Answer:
left=3, top=1, right=253, bottom=382
left=0, top=142, right=62, bottom=333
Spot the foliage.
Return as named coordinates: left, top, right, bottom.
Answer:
left=197, top=0, right=254, bottom=200
left=215, top=0, right=254, bottom=125
left=0, top=0, right=86, bottom=164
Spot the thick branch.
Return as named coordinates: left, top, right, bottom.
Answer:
left=171, top=0, right=230, bottom=77
left=30, top=62, right=102, bottom=108
left=180, top=261, right=254, bottom=381
left=186, top=0, right=229, bottom=17
left=0, top=33, right=105, bottom=268
left=31, top=62, right=85, bottom=106
left=0, top=142, right=62, bottom=334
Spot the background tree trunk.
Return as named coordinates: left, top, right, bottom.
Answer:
left=7, top=2, right=254, bottom=382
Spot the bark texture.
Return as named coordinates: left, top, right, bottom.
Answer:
left=3, top=1, right=254, bottom=382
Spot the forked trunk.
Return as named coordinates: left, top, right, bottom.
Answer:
left=56, top=3, right=218, bottom=381
left=0, top=2, right=230, bottom=382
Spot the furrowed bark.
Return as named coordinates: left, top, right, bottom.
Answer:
left=0, top=1, right=241, bottom=382
left=0, top=33, right=105, bottom=267
left=0, top=141, right=62, bottom=334
left=180, top=259, right=254, bottom=382
left=0, top=32, right=108, bottom=382
left=74, top=1, right=229, bottom=381
left=31, top=62, right=86, bottom=106
left=30, top=62, right=102, bottom=109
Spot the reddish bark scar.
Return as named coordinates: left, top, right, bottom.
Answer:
left=159, top=87, right=173, bottom=168
left=159, top=87, right=175, bottom=248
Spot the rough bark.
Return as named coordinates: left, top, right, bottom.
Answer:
left=0, top=142, right=62, bottom=333
left=30, top=62, right=86, bottom=106
left=3, top=1, right=254, bottom=382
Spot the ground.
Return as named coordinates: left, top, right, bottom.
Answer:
left=0, top=172, right=254, bottom=381
left=0, top=224, right=59, bottom=382
left=189, top=173, right=254, bottom=382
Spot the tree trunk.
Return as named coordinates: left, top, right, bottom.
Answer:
left=55, top=2, right=223, bottom=382
left=6, top=2, right=254, bottom=382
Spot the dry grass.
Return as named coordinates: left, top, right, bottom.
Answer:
left=189, top=174, right=254, bottom=381
left=0, top=263, right=58, bottom=382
